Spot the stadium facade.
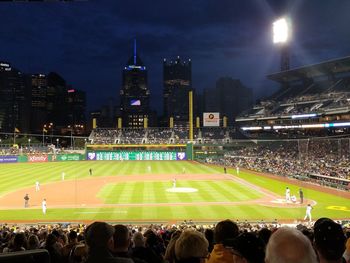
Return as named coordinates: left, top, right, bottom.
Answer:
left=236, top=56, right=350, bottom=138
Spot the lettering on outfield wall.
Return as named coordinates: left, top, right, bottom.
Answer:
left=327, top=205, right=350, bottom=212
left=28, top=155, right=48, bottom=162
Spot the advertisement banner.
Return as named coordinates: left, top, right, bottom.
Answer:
left=54, top=154, right=83, bottom=162
left=86, top=151, right=186, bottom=161
left=203, top=112, right=220, bottom=127
left=17, top=155, right=28, bottom=163
left=28, top=155, right=48, bottom=163
left=0, top=155, right=18, bottom=163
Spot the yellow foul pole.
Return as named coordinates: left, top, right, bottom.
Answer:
left=189, top=90, right=193, bottom=141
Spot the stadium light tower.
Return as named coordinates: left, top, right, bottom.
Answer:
left=273, top=17, right=291, bottom=71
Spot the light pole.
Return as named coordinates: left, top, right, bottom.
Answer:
left=49, top=123, right=53, bottom=144
left=71, top=127, right=73, bottom=150
left=273, top=17, right=291, bottom=71
left=28, top=138, right=31, bottom=148
left=56, top=138, right=59, bottom=148
left=42, top=125, right=47, bottom=146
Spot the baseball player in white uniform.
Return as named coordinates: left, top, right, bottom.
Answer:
left=35, top=181, right=40, bottom=192
left=285, top=187, right=291, bottom=202
left=304, top=204, right=313, bottom=222
left=42, top=199, right=47, bottom=214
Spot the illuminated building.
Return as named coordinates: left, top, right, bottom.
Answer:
left=0, top=62, right=30, bottom=133
left=120, top=40, right=151, bottom=128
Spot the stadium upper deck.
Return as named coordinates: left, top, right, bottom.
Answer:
left=88, top=127, right=237, bottom=145
left=236, top=56, right=350, bottom=137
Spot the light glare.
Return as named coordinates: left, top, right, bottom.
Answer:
left=273, top=18, right=289, bottom=44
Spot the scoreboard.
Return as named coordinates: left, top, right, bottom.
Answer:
left=87, top=151, right=186, bottom=161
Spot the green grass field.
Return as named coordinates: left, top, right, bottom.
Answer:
left=97, top=180, right=263, bottom=204
left=0, top=160, right=349, bottom=223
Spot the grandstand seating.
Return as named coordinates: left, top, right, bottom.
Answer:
left=201, top=137, right=350, bottom=189
left=88, top=127, right=238, bottom=145
left=238, top=62, right=350, bottom=122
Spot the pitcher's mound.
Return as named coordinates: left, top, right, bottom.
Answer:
left=166, top=187, right=198, bottom=193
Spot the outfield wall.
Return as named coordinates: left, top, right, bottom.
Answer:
left=0, top=150, right=188, bottom=163
left=86, top=151, right=187, bottom=161
left=0, top=154, right=83, bottom=163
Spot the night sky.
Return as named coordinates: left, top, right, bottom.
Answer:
left=1, top=0, right=350, bottom=113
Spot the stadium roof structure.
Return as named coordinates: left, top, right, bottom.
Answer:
left=268, top=56, right=350, bottom=83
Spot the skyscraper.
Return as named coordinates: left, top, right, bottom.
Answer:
left=120, top=40, right=151, bottom=128
left=203, top=77, right=253, bottom=126
left=0, top=62, right=30, bottom=133
left=30, top=74, right=47, bottom=133
left=163, top=56, right=192, bottom=126
left=67, top=88, right=86, bottom=134
left=46, top=72, right=69, bottom=129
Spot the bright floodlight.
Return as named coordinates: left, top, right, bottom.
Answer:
left=273, top=18, right=289, bottom=44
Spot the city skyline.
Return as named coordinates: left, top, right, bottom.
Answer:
left=1, top=0, right=350, bottom=113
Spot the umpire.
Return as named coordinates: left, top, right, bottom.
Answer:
left=24, top=194, right=29, bottom=208
left=299, top=188, right=304, bottom=204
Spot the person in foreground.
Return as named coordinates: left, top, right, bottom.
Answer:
left=85, top=221, right=133, bottom=263
left=174, top=230, right=209, bottom=263
left=207, top=219, right=239, bottom=263
left=223, top=232, right=265, bottom=263
left=265, top=226, right=317, bottom=263
left=313, top=218, right=347, bottom=263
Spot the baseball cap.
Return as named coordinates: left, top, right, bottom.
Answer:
left=314, top=218, right=346, bottom=261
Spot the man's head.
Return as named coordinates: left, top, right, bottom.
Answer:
left=214, top=219, right=239, bottom=244
left=313, top=218, right=346, bottom=262
left=68, top=230, right=78, bottom=242
left=85, top=222, right=115, bottom=251
left=175, top=230, right=208, bottom=263
left=132, top=232, right=145, bottom=248
left=265, top=227, right=317, bottom=263
left=113, top=224, right=131, bottom=251
left=224, top=232, right=265, bottom=263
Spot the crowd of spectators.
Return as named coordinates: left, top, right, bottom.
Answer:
left=89, top=128, right=236, bottom=145
left=0, top=144, right=71, bottom=156
left=0, top=218, right=349, bottom=263
left=239, top=81, right=350, bottom=118
left=89, top=129, right=120, bottom=144
left=147, top=129, right=174, bottom=144
left=203, top=138, right=350, bottom=189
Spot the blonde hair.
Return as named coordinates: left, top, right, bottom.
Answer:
left=175, top=230, right=208, bottom=261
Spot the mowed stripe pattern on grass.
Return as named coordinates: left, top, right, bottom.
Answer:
left=0, top=161, right=350, bottom=222
left=0, top=161, right=216, bottom=196
left=97, top=180, right=263, bottom=204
